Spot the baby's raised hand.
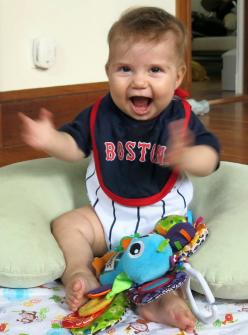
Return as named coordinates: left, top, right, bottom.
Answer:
left=19, top=108, right=56, bottom=151
left=165, top=119, right=194, bottom=170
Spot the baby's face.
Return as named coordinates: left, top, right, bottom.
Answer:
left=106, top=32, right=185, bottom=121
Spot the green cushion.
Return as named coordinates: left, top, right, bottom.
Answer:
left=190, top=161, right=248, bottom=299
left=0, top=158, right=247, bottom=299
left=0, top=158, right=89, bottom=288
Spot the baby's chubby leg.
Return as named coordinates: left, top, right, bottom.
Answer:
left=137, top=290, right=196, bottom=333
left=52, top=206, right=107, bottom=311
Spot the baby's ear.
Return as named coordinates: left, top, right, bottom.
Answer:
left=105, top=62, right=110, bottom=77
left=175, top=64, right=186, bottom=89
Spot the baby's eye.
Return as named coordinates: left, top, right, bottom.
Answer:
left=120, top=66, right=131, bottom=72
left=151, top=66, right=162, bottom=73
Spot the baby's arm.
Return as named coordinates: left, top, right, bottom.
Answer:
left=19, top=108, right=84, bottom=162
left=166, top=119, right=219, bottom=176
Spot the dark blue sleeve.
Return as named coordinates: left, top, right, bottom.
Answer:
left=189, top=112, right=220, bottom=154
left=59, top=106, right=92, bottom=157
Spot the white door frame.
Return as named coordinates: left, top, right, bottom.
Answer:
left=236, top=0, right=244, bottom=93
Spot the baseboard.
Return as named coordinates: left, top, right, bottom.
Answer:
left=0, top=82, right=109, bottom=148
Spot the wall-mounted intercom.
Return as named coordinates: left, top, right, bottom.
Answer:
left=33, top=37, right=56, bottom=70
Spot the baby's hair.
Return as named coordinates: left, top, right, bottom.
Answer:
left=107, top=6, right=187, bottom=63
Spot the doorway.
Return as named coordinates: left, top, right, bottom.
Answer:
left=176, top=0, right=248, bottom=100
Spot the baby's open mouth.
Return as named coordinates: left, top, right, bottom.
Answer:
left=130, top=96, right=152, bottom=114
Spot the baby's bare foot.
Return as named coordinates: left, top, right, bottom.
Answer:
left=65, top=272, right=99, bottom=311
left=137, top=291, right=196, bottom=333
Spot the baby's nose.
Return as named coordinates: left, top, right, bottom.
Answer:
left=131, top=73, right=148, bottom=89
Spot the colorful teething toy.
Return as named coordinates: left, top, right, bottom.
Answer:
left=62, top=214, right=217, bottom=334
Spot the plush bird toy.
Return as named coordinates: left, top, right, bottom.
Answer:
left=62, top=214, right=217, bottom=334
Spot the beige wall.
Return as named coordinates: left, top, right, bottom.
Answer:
left=0, top=0, right=175, bottom=91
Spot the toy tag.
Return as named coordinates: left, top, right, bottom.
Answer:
left=104, top=252, right=122, bottom=272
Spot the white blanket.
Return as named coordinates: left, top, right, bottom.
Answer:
left=0, top=281, right=247, bottom=334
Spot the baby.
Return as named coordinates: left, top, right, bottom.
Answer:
left=19, top=7, right=220, bottom=333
